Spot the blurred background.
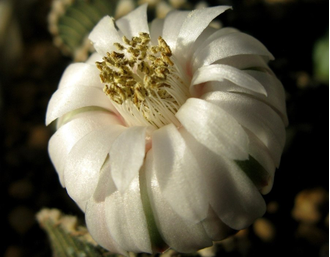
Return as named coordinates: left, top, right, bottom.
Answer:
left=0, top=0, right=328, bottom=256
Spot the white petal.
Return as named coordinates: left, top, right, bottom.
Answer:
left=57, top=63, right=103, bottom=90
left=202, top=91, right=285, bottom=166
left=175, top=6, right=231, bottom=59
left=150, top=18, right=164, bottom=45
left=192, top=31, right=274, bottom=72
left=46, top=86, right=116, bottom=125
left=190, top=26, right=218, bottom=56
left=85, top=197, right=127, bottom=255
left=48, top=111, right=121, bottom=186
left=181, top=130, right=266, bottom=230
left=151, top=123, right=208, bottom=222
left=116, top=4, right=149, bottom=39
left=176, top=98, right=249, bottom=160
left=190, top=64, right=267, bottom=96
left=194, top=27, right=239, bottom=54
left=89, top=16, right=122, bottom=56
left=144, top=151, right=212, bottom=252
left=243, top=129, right=276, bottom=194
left=105, top=175, right=152, bottom=253
left=161, top=10, right=189, bottom=49
left=244, top=70, right=288, bottom=125
left=212, top=157, right=266, bottom=229
left=85, top=52, right=103, bottom=64
left=110, top=126, right=148, bottom=192
left=92, top=159, right=117, bottom=202
left=201, top=206, right=236, bottom=241
left=64, top=125, right=127, bottom=209
left=197, top=69, right=288, bottom=126
left=214, top=54, right=271, bottom=71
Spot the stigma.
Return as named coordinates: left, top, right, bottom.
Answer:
left=96, top=33, right=189, bottom=128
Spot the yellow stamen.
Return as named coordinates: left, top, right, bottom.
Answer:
left=96, top=33, right=189, bottom=128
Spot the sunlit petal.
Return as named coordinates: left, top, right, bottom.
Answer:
left=85, top=197, right=127, bottom=255
left=46, top=86, right=116, bottom=125
left=176, top=98, right=249, bottom=160
left=191, top=64, right=267, bottom=96
left=180, top=130, right=266, bottom=230
left=144, top=151, right=213, bottom=252
left=243, top=129, right=276, bottom=194
left=175, top=6, right=231, bottom=59
left=110, top=126, right=148, bottom=192
left=89, top=16, right=122, bottom=56
left=58, top=63, right=103, bottom=89
left=64, top=125, right=126, bottom=209
left=48, top=111, right=121, bottom=186
left=202, top=91, right=285, bottom=166
left=192, top=31, right=274, bottom=72
left=161, top=10, right=189, bottom=49
left=150, top=18, right=164, bottom=45
left=105, top=175, right=152, bottom=253
left=151, top=123, right=209, bottom=222
left=116, top=4, right=149, bottom=38
left=244, top=70, right=288, bottom=125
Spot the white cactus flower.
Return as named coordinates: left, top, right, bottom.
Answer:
left=46, top=4, right=288, bottom=255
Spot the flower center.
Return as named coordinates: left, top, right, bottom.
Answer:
left=96, top=33, right=189, bottom=128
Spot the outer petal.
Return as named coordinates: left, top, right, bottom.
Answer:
left=192, top=31, right=274, bottom=72
left=150, top=18, right=164, bottom=45
left=151, top=123, right=209, bottom=222
left=64, top=124, right=127, bottom=210
left=46, top=86, right=116, bottom=125
left=190, top=64, right=267, bottom=96
left=89, top=16, right=122, bottom=56
left=243, top=129, right=276, bottom=194
left=92, top=159, right=117, bottom=203
left=110, top=126, right=148, bottom=192
left=105, top=175, right=152, bottom=253
left=57, top=63, right=103, bottom=90
left=161, top=10, right=189, bottom=49
left=144, top=151, right=213, bottom=253
left=212, top=158, right=266, bottom=229
left=215, top=54, right=271, bottom=71
left=85, top=161, right=126, bottom=255
left=176, top=98, right=249, bottom=160
left=116, top=3, right=149, bottom=38
left=190, top=26, right=218, bottom=57
left=201, top=206, right=237, bottom=241
left=193, top=27, right=239, bottom=53
left=202, top=91, right=285, bottom=166
left=85, top=198, right=127, bottom=256
left=198, top=70, right=288, bottom=126
left=85, top=52, right=103, bottom=64
left=48, top=111, right=121, bottom=186
left=180, top=129, right=266, bottom=230
left=244, top=70, right=288, bottom=125
left=175, top=6, right=231, bottom=59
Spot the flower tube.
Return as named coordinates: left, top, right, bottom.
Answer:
left=46, top=4, right=288, bottom=255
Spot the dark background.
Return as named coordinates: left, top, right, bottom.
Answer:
left=0, top=0, right=328, bottom=256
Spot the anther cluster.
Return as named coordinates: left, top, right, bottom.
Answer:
left=96, top=32, right=189, bottom=128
